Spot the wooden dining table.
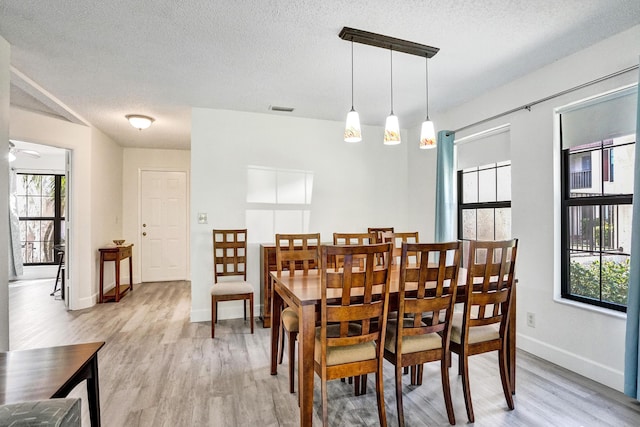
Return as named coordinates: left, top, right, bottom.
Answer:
left=270, top=266, right=517, bottom=426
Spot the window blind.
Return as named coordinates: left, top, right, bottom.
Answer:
left=456, top=124, right=510, bottom=170
left=560, top=85, right=637, bottom=150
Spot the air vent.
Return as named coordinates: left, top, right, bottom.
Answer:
left=269, top=105, right=295, bottom=112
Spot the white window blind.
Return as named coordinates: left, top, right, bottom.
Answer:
left=559, top=85, right=637, bottom=150
left=456, top=124, right=510, bottom=170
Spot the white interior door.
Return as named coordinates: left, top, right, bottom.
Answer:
left=140, top=170, right=187, bottom=282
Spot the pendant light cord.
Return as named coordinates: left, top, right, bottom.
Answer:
left=350, top=40, right=355, bottom=111
left=390, top=48, right=394, bottom=115
left=425, top=55, right=430, bottom=120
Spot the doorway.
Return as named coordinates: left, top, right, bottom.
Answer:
left=140, top=170, right=188, bottom=282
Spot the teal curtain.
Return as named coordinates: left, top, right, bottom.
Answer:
left=624, top=64, right=640, bottom=400
left=435, top=130, right=455, bottom=242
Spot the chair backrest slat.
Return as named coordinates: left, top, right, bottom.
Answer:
left=213, top=229, right=248, bottom=282
left=275, top=233, right=321, bottom=275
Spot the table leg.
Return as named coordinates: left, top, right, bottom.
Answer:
left=270, top=287, right=283, bottom=375
left=299, top=304, right=315, bottom=427
left=129, top=254, right=134, bottom=291
left=99, top=254, right=105, bottom=303
left=87, top=355, right=102, bottom=427
left=115, top=255, right=121, bottom=302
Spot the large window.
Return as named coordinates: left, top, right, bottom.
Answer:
left=559, top=86, right=636, bottom=312
left=458, top=161, right=512, bottom=265
left=16, top=174, right=66, bottom=265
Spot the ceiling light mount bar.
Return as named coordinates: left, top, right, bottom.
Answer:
left=339, top=27, right=439, bottom=58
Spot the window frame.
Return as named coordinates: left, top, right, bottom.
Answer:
left=560, top=140, right=634, bottom=312
left=17, top=173, right=66, bottom=265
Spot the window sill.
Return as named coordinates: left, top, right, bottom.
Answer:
left=553, top=296, right=627, bottom=320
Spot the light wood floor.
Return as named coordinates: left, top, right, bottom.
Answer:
left=9, top=280, right=640, bottom=426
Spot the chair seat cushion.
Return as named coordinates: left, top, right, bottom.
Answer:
left=282, top=307, right=299, bottom=332
left=385, top=319, right=442, bottom=354
left=0, top=399, right=81, bottom=427
left=314, top=324, right=375, bottom=366
left=450, top=312, right=500, bottom=344
left=210, top=281, right=253, bottom=296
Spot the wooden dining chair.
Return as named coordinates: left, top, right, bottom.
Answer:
left=333, top=232, right=376, bottom=269
left=367, top=227, right=395, bottom=243
left=449, top=238, right=518, bottom=423
left=384, top=231, right=419, bottom=265
left=210, top=229, right=254, bottom=339
left=275, top=233, right=321, bottom=394
left=316, top=242, right=393, bottom=427
left=384, top=241, right=462, bottom=426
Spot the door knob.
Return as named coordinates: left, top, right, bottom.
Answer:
left=142, top=232, right=147, bottom=236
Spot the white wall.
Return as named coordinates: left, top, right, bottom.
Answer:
left=122, top=147, right=191, bottom=283
left=0, top=35, right=10, bottom=351
left=9, top=108, right=123, bottom=310
left=419, top=25, right=640, bottom=391
left=190, top=109, right=410, bottom=321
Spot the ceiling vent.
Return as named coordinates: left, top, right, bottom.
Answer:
left=269, top=105, right=295, bottom=112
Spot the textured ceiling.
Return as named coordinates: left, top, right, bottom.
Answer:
left=1, top=1, right=639, bottom=150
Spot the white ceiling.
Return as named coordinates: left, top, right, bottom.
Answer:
left=1, top=1, right=639, bottom=150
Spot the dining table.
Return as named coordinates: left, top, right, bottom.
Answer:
left=269, top=265, right=516, bottom=427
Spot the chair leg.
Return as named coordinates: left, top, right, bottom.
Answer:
left=321, top=378, right=329, bottom=427
left=288, top=331, right=297, bottom=394
left=249, top=294, right=254, bottom=334
left=395, top=365, right=405, bottom=427
left=354, top=376, right=360, bottom=396
left=244, top=297, right=247, bottom=321
left=416, top=364, right=423, bottom=386
left=499, top=346, right=515, bottom=410
left=211, top=297, right=216, bottom=339
left=278, top=324, right=286, bottom=364
left=375, top=368, right=388, bottom=427
left=460, top=351, right=475, bottom=423
left=440, top=356, right=456, bottom=425
left=360, top=374, right=367, bottom=395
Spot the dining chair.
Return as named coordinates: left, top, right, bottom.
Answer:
left=449, top=238, right=518, bottom=423
left=384, top=231, right=420, bottom=265
left=333, top=232, right=376, bottom=269
left=275, top=233, right=321, bottom=394
left=367, top=227, right=395, bottom=243
left=384, top=241, right=462, bottom=426
left=316, top=242, right=393, bottom=427
left=210, top=229, right=254, bottom=339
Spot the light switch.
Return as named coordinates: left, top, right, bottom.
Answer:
left=198, top=212, right=208, bottom=224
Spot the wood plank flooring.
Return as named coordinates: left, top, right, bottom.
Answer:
left=9, top=280, right=640, bottom=426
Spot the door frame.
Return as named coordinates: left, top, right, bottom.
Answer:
left=137, top=167, right=190, bottom=283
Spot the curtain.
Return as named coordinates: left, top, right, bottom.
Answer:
left=624, top=62, right=640, bottom=400
left=8, top=169, right=23, bottom=277
left=435, top=130, right=455, bottom=242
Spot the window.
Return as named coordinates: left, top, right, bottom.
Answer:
left=458, top=162, right=512, bottom=265
left=559, top=85, right=636, bottom=311
left=16, top=174, right=66, bottom=265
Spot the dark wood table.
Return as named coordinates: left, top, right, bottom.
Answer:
left=270, top=267, right=516, bottom=427
left=99, top=244, right=134, bottom=302
left=0, top=342, right=105, bottom=427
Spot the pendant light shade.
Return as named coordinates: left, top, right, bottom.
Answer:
left=344, top=41, right=362, bottom=143
left=419, top=120, right=436, bottom=149
left=419, top=56, right=436, bottom=149
left=384, top=48, right=401, bottom=145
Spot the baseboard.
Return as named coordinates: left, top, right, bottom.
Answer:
left=517, top=333, right=624, bottom=392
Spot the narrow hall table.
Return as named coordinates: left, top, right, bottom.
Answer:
left=0, top=341, right=105, bottom=427
left=269, top=267, right=516, bottom=427
left=99, top=244, right=134, bottom=303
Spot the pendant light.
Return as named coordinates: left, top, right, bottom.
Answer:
left=384, top=48, right=401, bottom=145
left=344, top=40, right=362, bottom=142
left=419, top=55, right=436, bottom=149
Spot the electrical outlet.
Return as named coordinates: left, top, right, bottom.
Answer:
left=526, top=312, right=536, bottom=328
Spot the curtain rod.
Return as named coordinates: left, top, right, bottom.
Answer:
left=446, top=64, right=639, bottom=136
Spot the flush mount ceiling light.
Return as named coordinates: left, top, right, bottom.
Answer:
left=338, top=27, right=439, bottom=147
left=126, top=114, right=155, bottom=130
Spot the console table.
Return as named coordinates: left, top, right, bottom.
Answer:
left=0, top=342, right=105, bottom=427
left=99, top=244, right=134, bottom=303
